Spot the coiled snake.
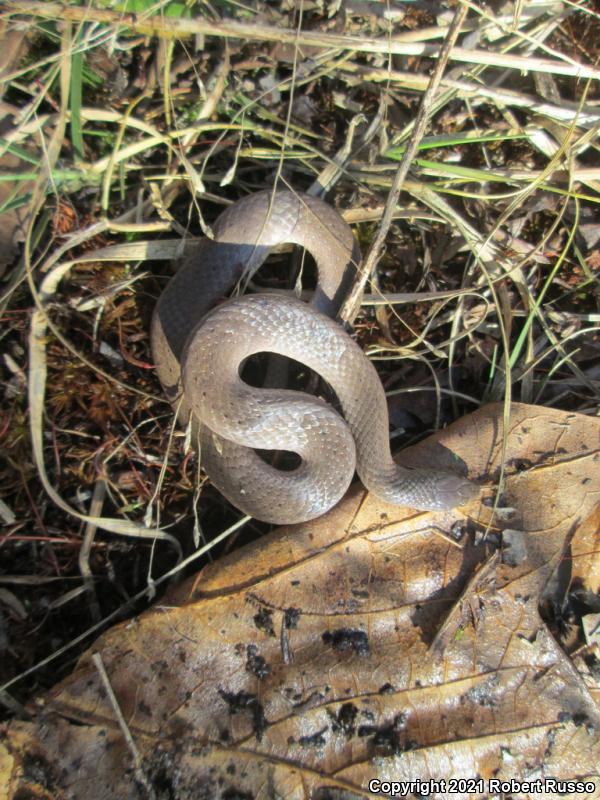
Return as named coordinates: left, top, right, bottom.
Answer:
left=151, top=190, right=477, bottom=524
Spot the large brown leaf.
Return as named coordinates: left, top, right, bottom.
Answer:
left=2, top=402, right=600, bottom=799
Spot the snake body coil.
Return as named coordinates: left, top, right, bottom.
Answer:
left=152, top=190, right=476, bottom=524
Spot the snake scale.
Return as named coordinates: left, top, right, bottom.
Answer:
left=151, top=190, right=477, bottom=524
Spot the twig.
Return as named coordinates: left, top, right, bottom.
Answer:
left=92, top=652, right=157, bottom=800
left=339, top=2, right=470, bottom=325
left=6, top=2, right=600, bottom=80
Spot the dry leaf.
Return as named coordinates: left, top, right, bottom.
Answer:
left=2, top=402, right=600, bottom=799
left=0, top=149, right=33, bottom=276
left=0, top=22, right=33, bottom=278
left=572, top=508, right=600, bottom=596
left=573, top=644, right=600, bottom=714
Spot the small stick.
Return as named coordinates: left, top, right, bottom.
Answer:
left=339, top=2, right=470, bottom=325
left=92, top=652, right=157, bottom=800
left=7, top=3, right=600, bottom=81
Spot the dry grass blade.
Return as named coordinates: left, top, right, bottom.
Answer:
left=6, top=1, right=600, bottom=79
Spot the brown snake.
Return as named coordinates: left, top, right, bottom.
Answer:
left=151, top=190, right=477, bottom=524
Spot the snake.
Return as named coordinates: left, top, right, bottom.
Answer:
left=151, top=190, right=477, bottom=524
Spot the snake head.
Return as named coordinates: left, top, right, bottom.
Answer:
left=432, top=472, right=479, bottom=509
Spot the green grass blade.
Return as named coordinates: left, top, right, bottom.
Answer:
left=70, top=41, right=84, bottom=161
left=386, top=131, right=525, bottom=158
